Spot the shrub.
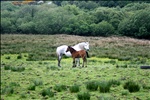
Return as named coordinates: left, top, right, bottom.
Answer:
left=54, top=84, right=67, bottom=92
left=41, top=88, right=54, bottom=97
left=77, top=92, right=90, bottom=100
left=69, top=85, right=80, bottom=93
left=86, top=81, right=98, bottom=91
left=98, top=81, right=111, bottom=93
left=123, top=81, right=140, bottom=92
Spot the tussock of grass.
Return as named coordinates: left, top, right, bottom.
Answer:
left=86, top=81, right=98, bottom=91
left=41, top=88, right=54, bottom=97
left=69, top=85, right=80, bottom=93
left=77, top=92, right=90, bottom=100
left=123, top=81, right=140, bottom=92
left=54, top=84, right=67, bottom=92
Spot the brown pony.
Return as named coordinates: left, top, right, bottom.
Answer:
left=66, top=46, right=87, bottom=67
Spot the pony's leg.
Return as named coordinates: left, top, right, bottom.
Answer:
left=73, top=58, right=76, bottom=68
left=75, top=58, right=80, bottom=67
left=58, top=55, right=62, bottom=67
left=82, top=58, right=84, bottom=67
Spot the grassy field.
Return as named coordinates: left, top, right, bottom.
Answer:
left=1, top=34, right=150, bottom=100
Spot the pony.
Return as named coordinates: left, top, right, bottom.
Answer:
left=56, top=42, right=89, bottom=67
left=66, top=46, right=87, bottom=68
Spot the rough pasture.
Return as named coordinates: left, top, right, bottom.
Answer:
left=1, top=34, right=150, bottom=100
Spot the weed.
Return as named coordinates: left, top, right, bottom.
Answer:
left=86, top=81, right=98, bottom=91
left=123, top=81, right=140, bottom=92
left=77, top=92, right=90, bottom=100
left=98, top=81, right=111, bottom=93
left=41, top=88, right=54, bottom=97
left=54, top=84, right=67, bottom=92
left=69, top=85, right=80, bottom=93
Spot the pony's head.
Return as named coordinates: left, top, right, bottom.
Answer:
left=82, top=42, right=89, bottom=51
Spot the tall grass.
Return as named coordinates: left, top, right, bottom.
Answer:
left=1, top=34, right=150, bottom=61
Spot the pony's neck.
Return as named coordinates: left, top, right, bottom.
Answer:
left=69, top=47, right=76, bottom=54
left=74, top=43, right=84, bottom=50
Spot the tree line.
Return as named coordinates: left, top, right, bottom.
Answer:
left=1, top=1, right=150, bottom=39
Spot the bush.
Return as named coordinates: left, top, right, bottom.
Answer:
left=123, top=81, right=140, bottom=92
left=41, top=88, right=54, bottom=97
left=77, top=92, right=90, bottom=100
left=86, top=81, right=98, bottom=91
left=69, top=85, right=80, bottom=93
left=54, top=84, right=67, bottom=92
left=98, top=81, right=111, bottom=93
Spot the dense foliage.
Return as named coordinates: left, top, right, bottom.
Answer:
left=1, top=1, right=150, bottom=39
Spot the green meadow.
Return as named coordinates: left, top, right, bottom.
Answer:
left=1, top=34, right=150, bottom=100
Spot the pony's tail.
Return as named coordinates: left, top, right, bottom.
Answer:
left=86, top=51, right=89, bottom=58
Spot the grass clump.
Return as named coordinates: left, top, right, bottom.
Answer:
left=108, top=79, right=120, bottom=86
left=17, top=54, right=22, bottom=59
left=41, top=88, right=54, bottom=97
left=98, top=95, right=114, bottom=100
left=33, top=79, right=43, bottom=86
left=11, top=66, right=25, bottom=72
left=86, top=81, right=98, bottom=91
left=98, top=81, right=111, bottom=93
left=123, top=81, right=140, bottom=92
left=4, top=65, right=11, bottom=70
left=2, top=86, right=14, bottom=95
left=28, top=83, right=36, bottom=91
left=54, top=84, right=67, bottom=92
left=77, top=92, right=90, bottom=100
left=69, top=84, right=80, bottom=93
